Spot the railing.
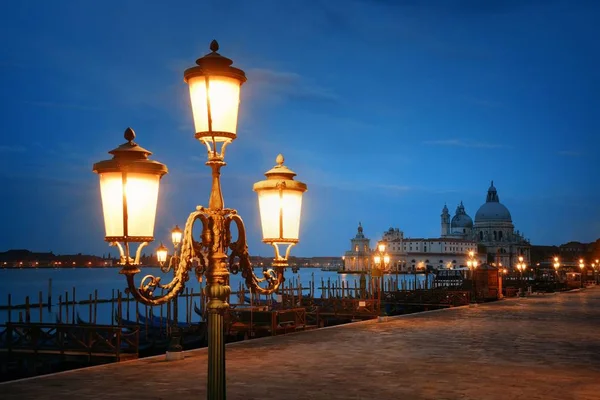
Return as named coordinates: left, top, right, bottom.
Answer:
left=0, top=323, right=139, bottom=360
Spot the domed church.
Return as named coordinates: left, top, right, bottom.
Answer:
left=442, top=181, right=530, bottom=267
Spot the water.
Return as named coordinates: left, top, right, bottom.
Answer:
left=0, top=267, right=431, bottom=325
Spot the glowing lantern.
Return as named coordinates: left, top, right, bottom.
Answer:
left=183, top=40, right=247, bottom=153
left=253, top=154, right=307, bottom=245
left=93, top=128, right=168, bottom=243
left=171, top=225, right=183, bottom=247
left=156, top=243, right=168, bottom=265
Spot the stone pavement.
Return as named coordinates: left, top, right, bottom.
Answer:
left=2, top=287, right=600, bottom=400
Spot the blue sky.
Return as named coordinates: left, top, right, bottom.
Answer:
left=0, top=0, right=598, bottom=258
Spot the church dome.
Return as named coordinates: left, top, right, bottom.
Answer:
left=451, top=201, right=473, bottom=228
left=451, top=214, right=473, bottom=228
left=475, top=181, right=512, bottom=223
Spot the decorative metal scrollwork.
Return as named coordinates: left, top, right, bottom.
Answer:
left=123, top=203, right=287, bottom=305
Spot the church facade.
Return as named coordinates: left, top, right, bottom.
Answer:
left=441, top=181, right=531, bottom=268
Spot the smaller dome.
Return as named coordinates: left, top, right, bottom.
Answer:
left=451, top=214, right=473, bottom=228
left=451, top=201, right=473, bottom=228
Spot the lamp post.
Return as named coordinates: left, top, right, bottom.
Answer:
left=466, top=251, right=478, bottom=303
left=515, top=256, right=527, bottom=294
left=93, top=41, right=307, bottom=400
left=372, top=242, right=390, bottom=311
left=579, top=258, right=585, bottom=288
left=553, top=256, right=560, bottom=291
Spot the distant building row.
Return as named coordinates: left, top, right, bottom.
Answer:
left=343, top=182, right=531, bottom=272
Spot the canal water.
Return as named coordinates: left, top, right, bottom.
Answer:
left=0, top=267, right=430, bottom=325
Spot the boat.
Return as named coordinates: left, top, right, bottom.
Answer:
left=243, top=294, right=278, bottom=305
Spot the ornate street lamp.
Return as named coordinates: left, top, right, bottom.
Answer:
left=93, top=127, right=168, bottom=268
left=579, top=258, right=585, bottom=288
left=93, top=41, right=307, bottom=400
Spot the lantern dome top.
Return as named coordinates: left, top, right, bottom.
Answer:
left=93, top=128, right=168, bottom=176
left=253, top=154, right=307, bottom=193
left=183, top=40, right=247, bottom=84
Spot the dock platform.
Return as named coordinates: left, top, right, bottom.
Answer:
left=2, top=287, right=599, bottom=399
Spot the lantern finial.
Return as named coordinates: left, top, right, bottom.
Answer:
left=210, top=40, right=219, bottom=53
left=276, top=154, right=284, bottom=166
left=124, top=127, right=136, bottom=144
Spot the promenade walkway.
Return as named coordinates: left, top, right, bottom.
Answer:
left=2, top=287, right=600, bottom=399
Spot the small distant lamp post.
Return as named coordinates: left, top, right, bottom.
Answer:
left=372, top=243, right=390, bottom=305
left=553, top=257, right=561, bottom=291
left=93, top=41, right=307, bottom=400
left=466, top=251, right=478, bottom=302
left=515, top=256, right=527, bottom=293
left=579, top=259, right=585, bottom=288
left=372, top=242, right=389, bottom=277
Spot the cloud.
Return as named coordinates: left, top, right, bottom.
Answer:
left=557, top=150, right=582, bottom=157
left=423, top=139, right=508, bottom=149
left=247, top=68, right=338, bottom=103
left=0, top=145, right=26, bottom=153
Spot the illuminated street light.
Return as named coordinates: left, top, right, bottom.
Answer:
left=171, top=225, right=182, bottom=248
left=156, top=243, right=168, bottom=265
left=466, top=250, right=479, bottom=302
left=93, top=41, right=307, bottom=400
left=553, top=257, right=561, bottom=291
left=93, top=127, right=168, bottom=267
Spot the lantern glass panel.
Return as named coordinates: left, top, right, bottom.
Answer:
left=188, top=75, right=241, bottom=139
left=98, top=172, right=160, bottom=239
left=257, top=189, right=303, bottom=242
left=99, top=172, right=124, bottom=237
left=126, top=173, right=160, bottom=237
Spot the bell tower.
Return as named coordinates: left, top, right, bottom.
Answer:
left=441, top=204, right=450, bottom=237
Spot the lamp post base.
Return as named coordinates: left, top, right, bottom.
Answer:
left=166, top=351, right=185, bottom=361
left=165, top=326, right=183, bottom=361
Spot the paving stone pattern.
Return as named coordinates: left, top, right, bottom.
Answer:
left=2, top=288, right=600, bottom=399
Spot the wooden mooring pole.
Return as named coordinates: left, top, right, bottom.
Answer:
left=47, top=278, right=52, bottom=311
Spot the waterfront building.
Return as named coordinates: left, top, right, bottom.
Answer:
left=371, top=227, right=481, bottom=273
left=343, top=222, right=372, bottom=272
left=401, top=237, right=480, bottom=272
